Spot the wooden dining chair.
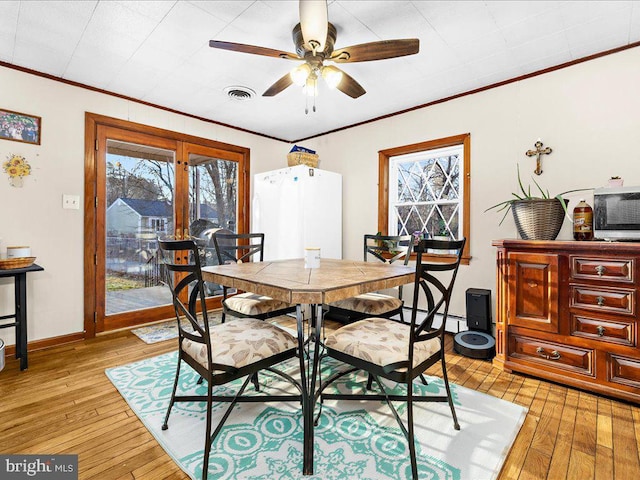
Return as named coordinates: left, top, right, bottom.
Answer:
left=326, top=234, right=413, bottom=323
left=320, top=237, right=466, bottom=480
left=212, top=232, right=296, bottom=323
left=157, top=238, right=301, bottom=480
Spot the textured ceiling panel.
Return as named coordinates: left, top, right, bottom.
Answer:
left=2, top=0, right=639, bottom=141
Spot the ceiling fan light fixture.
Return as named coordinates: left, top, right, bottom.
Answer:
left=299, top=0, right=328, bottom=52
left=302, top=74, right=318, bottom=97
left=209, top=0, right=418, bottom=106
left=290, top=63, right=311, bottom=86
left=321, top=65, right=343, bottom=89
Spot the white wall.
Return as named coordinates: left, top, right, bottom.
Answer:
left=2, top=46, right=639, bottom=346
left=304, top=46, right=640, bottom=317
left=0, top=65, right=288, bottom=345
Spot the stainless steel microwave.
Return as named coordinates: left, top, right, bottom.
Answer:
left=594, top=186, right=640, bottom=240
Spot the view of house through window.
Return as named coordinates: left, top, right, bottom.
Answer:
left=105, top=140, right=176, bottom=315
left=389, top=144, right=463, bottom=238
left=150, top=218, right=166, bottom=233
left=103, top=140, right=241, bottom=316
left=104, top=140, right=241, bottom=316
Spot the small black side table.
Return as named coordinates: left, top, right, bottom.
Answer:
left=0, top=263, right=44, bottom=370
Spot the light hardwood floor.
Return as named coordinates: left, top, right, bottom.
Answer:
left=0, top=320, right=639, bottom=480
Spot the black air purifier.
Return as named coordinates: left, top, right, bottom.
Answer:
left=454, top=288, right=495, bottom=359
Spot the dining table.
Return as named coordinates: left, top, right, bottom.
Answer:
left=202, top=257, right=415, bottom=476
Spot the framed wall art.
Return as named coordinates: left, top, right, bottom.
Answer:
left=0, top=108, right=41, bottom=145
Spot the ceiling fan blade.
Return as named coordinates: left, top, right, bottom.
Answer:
left=209, top=40, right=300, bottom=60
left=263, top=73, right=295, bottom=97
left=334, top=68, right=366, bottom=99
left=330, top=39, right=420, bottom=63
left=299, top=0, right=328, bottom=52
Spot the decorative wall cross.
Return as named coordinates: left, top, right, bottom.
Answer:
left=525, top=139, right=552, bottom=175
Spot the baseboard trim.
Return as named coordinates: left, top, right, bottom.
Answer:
left=3, top=331, right=85, bottom=356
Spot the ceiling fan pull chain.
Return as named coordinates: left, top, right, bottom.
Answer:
left=313, top=76, right=317, bottom=112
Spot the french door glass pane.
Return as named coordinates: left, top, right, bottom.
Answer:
left=105, top=139, right=175, bottom=315
left=188, top=154, right=238, bottom=297
left=188, top=154, right=238, bottom=234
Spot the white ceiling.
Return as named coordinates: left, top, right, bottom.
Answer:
left=2, top=1, right=639, bottom=142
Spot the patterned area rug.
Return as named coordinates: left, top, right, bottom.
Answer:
left=106, top=351, right=526, bottom=480
left=131, top=313, right=224, bottom=344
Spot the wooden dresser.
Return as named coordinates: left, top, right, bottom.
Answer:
left=492, top=239, right=640, bottom=403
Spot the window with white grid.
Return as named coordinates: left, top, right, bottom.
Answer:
left=389, top=144, right=464, bottom=239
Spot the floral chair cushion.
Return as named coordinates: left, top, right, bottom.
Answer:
left=329, top=292, right=402, bottom=315
left=182, top=317, right=298, bottom=373
left=224, top=292, right=293, bottom=316
left=324, top=317, right=440, bottom=370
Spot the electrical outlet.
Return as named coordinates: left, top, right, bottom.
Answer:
left=63, top=194, right=80, bottom=210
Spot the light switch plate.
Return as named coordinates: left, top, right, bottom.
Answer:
left=63, top=194, right=80, bottom=209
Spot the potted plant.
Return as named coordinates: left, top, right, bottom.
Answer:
left=372, top=232, right=402, bottom=254
left=432, top=219, right=450, bottom=241
left=608, top=176, right=623, bottom=187
left=485, top=166, right=590, bottom=240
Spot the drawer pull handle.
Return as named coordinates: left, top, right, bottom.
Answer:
left=595, top=265, right=606, bottom=276
left=596, top=296, right=605, bottom=306
left=596, top=325, right=606, bottom=336
left=528, top=281, right=538, bottom=288
left=536, top=347, right=561, bottom=360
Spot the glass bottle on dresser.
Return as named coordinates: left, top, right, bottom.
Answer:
left=573, top=199, right=593, bottom=241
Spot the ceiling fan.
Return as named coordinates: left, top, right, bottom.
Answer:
left=209, top=0, right=419, bottom=106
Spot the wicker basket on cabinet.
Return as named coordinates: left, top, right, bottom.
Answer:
left=287, top=152, right=319, bottom=168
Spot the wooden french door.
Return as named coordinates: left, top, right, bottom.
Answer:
left=84, top=113, right=250, bottom=337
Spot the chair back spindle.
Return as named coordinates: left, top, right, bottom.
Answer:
left=363, top=234, right=413, bottom=264
left=158, top=239, right=214, bottom=370
left=409, top=238, right=466, bottom=352
left=213, top=232, right=265, bottom=265
left=210, top=232, right=295, bottom=323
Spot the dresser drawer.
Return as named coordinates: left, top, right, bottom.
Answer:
left=608, top=354, right=640, bottom=389
left=570, top=285, right=635, bottom=315
left=570, top=256, right=634, bottom=283
left=571, top=314, right=636, bottom=346
left=508, top=335, right=594, bottom=376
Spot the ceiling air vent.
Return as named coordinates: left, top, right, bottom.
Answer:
left=224, top=86, right=255, bottom=101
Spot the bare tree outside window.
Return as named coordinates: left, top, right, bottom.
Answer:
left=379, top=134, right=470, bottom=262
left=390, top=145, right=463, bottom=239
left=132, top=159, right=175, bottom=204
left=106, top=161, right=167, bottom=206
left=188, top=157, right=238, bottom=232
left=199, top=160, right=237, bottom=230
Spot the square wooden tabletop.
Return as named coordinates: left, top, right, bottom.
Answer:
left=202, top=258, right=415, bottom=305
